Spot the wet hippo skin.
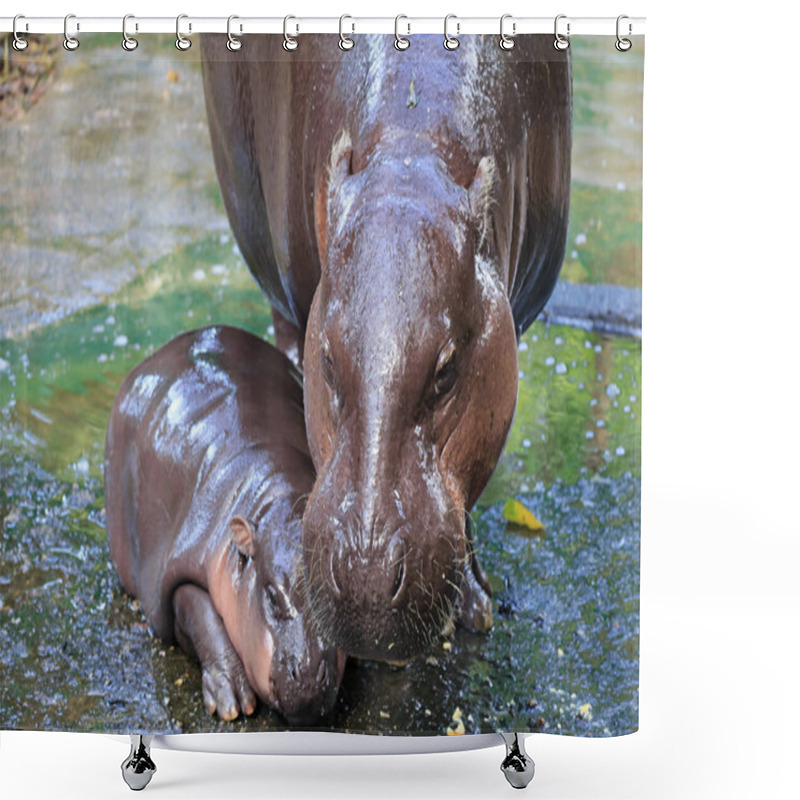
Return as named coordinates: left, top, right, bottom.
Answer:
left=201, top=35, right=572, bottom=660
left=105, top=326, right=345, bottom=724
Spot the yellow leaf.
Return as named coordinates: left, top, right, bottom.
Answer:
left=503, top=499, right=544, bottom=532
left=447, top=720, right=465, bottom=736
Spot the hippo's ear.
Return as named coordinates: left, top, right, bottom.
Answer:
left=229, top=516, right=256, bottom=559
left=315, top=130, right=353, bottom=267
left=468, top=156, right=497, bottom=249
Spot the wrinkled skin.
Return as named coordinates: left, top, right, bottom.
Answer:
left=201, top=35, right=572, bottom=660
left=105, top=327, right=345, bottom=723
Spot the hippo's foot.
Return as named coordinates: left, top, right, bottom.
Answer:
left=173, top=583, right=257, bottom=721
left=457, top=519, right=493, bottom=632
left=458, top=552, right=493, bottom=632
left=499, top=733, right=535, bottom=790
left=201, top=653, right=257, bottom=721
left=121, top=735, right=156, bottom=791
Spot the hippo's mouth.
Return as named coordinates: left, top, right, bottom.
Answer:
left=303, top=543, right=464, bottom=662
left=309, top=600, right=456, bottom=662
left=271, top=654, right=341, bottom=726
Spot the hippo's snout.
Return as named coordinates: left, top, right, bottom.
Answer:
left=327, top=533, right=407, bottom=608
left=306, top=521, right=463, bottom=661
left=272, top=646, right=341, bottom=726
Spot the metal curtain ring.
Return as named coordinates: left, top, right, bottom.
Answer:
left=394, top=15, right=410, bottom=51
left=122, top=14, right=138, bottom=51
left=616, top=14, right=632, bottom=51
left=499, top=14, right=515, bottom=51
left=227, top=15, right=242, bottom=51
left=176, top=14, right=191, bottom=51
left=339, top=14, right=354, bottom=50
left=63, top=13, right=79, bottom=51
left=444, top=14, right=460, bottom=51
left=12, top=15, right=29, bottom=51
left=283, top=15, right=298, bottom=51
left=554, top=14, right=570, bottom=51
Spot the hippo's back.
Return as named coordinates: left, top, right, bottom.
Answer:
left=201, top=34, right=571, bottom=337
left=105, top=326, right=309, bottom=638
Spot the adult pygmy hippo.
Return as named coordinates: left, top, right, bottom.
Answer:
left=201, top=35, right=572, bottom=660
left=105, top=326, right=345, bottom=724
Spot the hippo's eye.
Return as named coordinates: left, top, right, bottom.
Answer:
left=433, top=343, right=458, bottom=399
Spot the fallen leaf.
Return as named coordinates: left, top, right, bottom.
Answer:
left=447, top=719, right=465, bottom=736
left=503, top=499, right=544, bottom=532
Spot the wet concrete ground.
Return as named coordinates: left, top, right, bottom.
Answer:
left=0, top=35, right=226, bottom=340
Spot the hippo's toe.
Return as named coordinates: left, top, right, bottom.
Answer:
left=457, top=552, right=494, bottom=633
left=202, top=660, right=257, bottom=721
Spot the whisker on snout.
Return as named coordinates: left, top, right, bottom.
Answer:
left=290, top=492, right=312, bottom=520
left=445, top=577, right=465, bottom=602
left=391, top=557, right=405, bottom=602
left=328, top=546, right=342, bottom=598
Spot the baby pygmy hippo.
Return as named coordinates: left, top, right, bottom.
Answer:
left=105, top=326, right=344, bottom=724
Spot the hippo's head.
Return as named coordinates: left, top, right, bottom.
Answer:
left=228, top=516, right=345, bottom=724
left=301, top=133, right=519, bottom=661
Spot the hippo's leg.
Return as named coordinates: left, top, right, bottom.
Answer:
left=272, top=308, right=305, bottom=369
left=172, top=583, right=257, bottom=721
left=457, top=518, right=493, bottom=632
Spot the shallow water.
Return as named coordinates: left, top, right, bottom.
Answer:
left=0, top=36, right=642, bottom=737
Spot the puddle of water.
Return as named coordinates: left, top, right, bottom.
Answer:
left=0, top=36, right=641, bottom=736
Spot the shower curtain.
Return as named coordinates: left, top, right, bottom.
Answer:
left=0, top=27, right=642, bottom=741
